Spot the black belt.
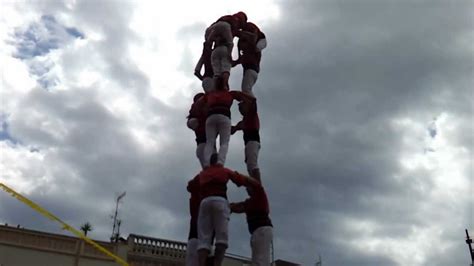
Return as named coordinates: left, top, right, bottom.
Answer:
left=242, top=63, right=260, bottom=73
left=243, top=130, right=260, bottom=144
left=207, top=107, right=231, bottom=118
left=195, top=132, right=206, bottom=144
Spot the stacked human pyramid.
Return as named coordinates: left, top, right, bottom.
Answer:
left=184, top=11, right=273, bottom=266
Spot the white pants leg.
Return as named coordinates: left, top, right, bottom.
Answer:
left=198, top=197, right=230, bottom=251
left=245, top=141, right=260, bottom=173
left=203, top=115, right=218, bottom=167
left=205, top=21, right=234, bottom=48
left=187, top=118, right=199, bottom=131
left=241, top=69, right=258, bottom=97
left=203, top=114, right=231, bottom=166
left=186, top=238, right=199, bottom=266
left=251, top=226, right=273, bottom=266
left=256, top=38, right=267, bottom=52
left=211, top=46, right=232, bottom=76
left=217, top=116, right=231, bottom=166
left=196, top=143, right=206, bottom=169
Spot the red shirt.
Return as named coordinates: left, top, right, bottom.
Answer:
left=242, top=185, right=270, bottom=214
left=198, top=165, right=249, bottom=199
left=187, top=175, right=200, bottom=239
left=206, top=90, right=234, bottom=109
left=205, top=90, right=235, bottom=118
left=188, top=101, right=207, bottom=135
left=238, top=22, right=266, bottom=72
left=217, top=15, right=240, bottom=35
left=187, top=175, right=201, bottom=220
left=234, top=185, right=273, bottom=234
left=242, top=111, right=260, bottom=131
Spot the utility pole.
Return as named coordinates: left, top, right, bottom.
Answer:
left=315, top=254, right=322, bottom=266
left=111, top=191, right=126, bottom=242
left=271, top=240, right=275, bottom=266
left=466, top=229, right=474, bottom=265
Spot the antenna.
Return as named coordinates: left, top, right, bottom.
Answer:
left=111, top=191, right=126, bottom=242
left=315, top=254, right=322, bottom=266
left=271, top=239, right=275, bottom=265
left=466, top=229, right=474, bottom=264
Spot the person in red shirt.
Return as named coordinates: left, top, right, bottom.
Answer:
left=232, top=21, right=267, bottom=97
left=197, top=77, right=255, bottom=167
left=230, top=181, right=273, bottom=265
left=187, top=92, right=209, bottom=168
left=197, top=153, right=259, bottom=266
left=202, top=12, right=247, bottom=91
left=185, top=175, right=200, bottom=266
left=231, top=98, right=261, bottom=180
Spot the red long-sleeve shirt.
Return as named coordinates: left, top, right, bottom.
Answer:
left=187, top=101, right=207, bottom=143
left=198, top=165, right=250, bottom=199
left=235, top=100, right=260, bottom=143
left=232, top=185, right=273, bottom=234
left=238, top=22, right=266, bottom=73
left=187, top=175, right=200, bottom=239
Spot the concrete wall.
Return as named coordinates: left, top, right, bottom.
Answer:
left=0, top=225, right=251, bottom=266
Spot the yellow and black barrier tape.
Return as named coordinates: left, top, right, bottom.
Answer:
left=0, top=182, right=129, bottom=266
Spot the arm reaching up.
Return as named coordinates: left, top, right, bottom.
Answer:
left=229, top=202, right=246, bottom=213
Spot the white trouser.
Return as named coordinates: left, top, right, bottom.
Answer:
left=202, top=76, right=215, bottom=93
left=197, top=143, right=217, bottom=169
left=187, top=118, right=199, bottom=131
left=211, top=46, right=232, bottom=76
left=204, top=114, right=231, bottom=166
left=251, top=226, right=273, bottom=266
left=205, top=21, right=234, bottom=50
left=241, top=69, right=258, bottom=97
left=256, top=38, right=267, bottom=52
left=186, top=238, right=199, bottom=266
left=245, top=140, right=260, bottom=172
left=198, top=196, right=230, bottom=251
left=196, top=143, right=206, bottom=169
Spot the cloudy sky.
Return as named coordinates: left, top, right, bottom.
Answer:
left=1, top=0, right=473, bottom=265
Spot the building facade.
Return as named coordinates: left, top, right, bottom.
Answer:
left=0, top=224, right=250, bottom=266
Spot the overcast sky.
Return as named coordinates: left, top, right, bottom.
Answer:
left=1, top=0, right=473, bottom=265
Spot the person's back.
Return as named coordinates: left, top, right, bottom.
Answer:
left=199, top=164, right=242, bottom=199
left=235, top=21, right=266, bottom=97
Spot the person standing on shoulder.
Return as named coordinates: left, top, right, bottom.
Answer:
left=233, top=22, right=267, bottom=97
left=231, top=98, right=261, bottom=180
left=204, top=12, right=247, bottom=90
left=197, top=77, right=255, bottom=167
left=187, top=93, right=208, bottom=168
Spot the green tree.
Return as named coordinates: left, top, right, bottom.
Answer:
left=80, top=222, right=93, bottom=236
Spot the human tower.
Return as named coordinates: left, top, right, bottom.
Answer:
left=184, top=11, right=273, bottom=266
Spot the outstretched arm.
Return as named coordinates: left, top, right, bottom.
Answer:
left=194, top=56, right=204, bottom=80
left=230, top=171, right=261, bottom=188
left=229, top=202, right=246, bottom=213
left=230, top=90, right=256, bottom=102
left=231, top=120, right=244, bottom=135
